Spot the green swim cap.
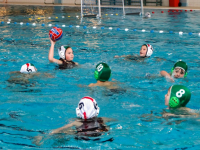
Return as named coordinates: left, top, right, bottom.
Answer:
left=94, top=63, right=111, bottom=81
left=169, top=85, right=191, bottom=108
left=171, top=60, right=188, bottom=77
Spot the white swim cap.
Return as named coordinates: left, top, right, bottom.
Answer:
left=58, top=45, right=70, bottom=60
left=20, top=63, right=37, bottom=73
left=76, top=96, right=100, bottom=120
left=145, top=44, right=153, bottom=57
left=145, top=12, right=151, bottom=18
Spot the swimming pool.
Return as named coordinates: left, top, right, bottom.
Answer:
left=1, top=5, right=200, bottom=149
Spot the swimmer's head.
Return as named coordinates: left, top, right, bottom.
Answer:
left=145, top=12, right=151, bottom=18
left=58, top=45, right=74, bottom=61
left=171, top=60, right=188, bottom=78
left=94, top=62, right=111, bottom=82
left=20, top=63, right=37, bottom=74
left=76, top=96, right=100, bottom=120
left=140, top=44, right=153, bottom=57
left=165, top=85, right=191, bottom=108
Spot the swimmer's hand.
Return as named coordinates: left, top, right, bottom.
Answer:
left=49, top=37, right=56, bottom=45
left=166, top=76, right=175, bottom=82
left=32, top=135, right=45, bottom=146
left=75, top=62, right=79, bottom=65
left=114, top=55, right=120, bottom=58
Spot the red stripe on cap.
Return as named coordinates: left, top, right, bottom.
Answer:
left=82, top=96, right=94, bottom=102
left=83, top=112, right=87, bottom=119
left=26, top=63, right=29, bottom=68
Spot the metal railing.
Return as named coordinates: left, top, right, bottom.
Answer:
left=97, top=0, right=162, bottom=6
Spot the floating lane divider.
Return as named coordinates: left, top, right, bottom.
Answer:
left=1, top=21, right=200, bottom=36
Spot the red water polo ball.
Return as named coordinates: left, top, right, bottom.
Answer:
left=49, top=27, right=63, bottom=41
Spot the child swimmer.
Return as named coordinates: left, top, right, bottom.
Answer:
left=141, top=85, right=198, bottom=122
left=51, top=96, right=112, bottom=137
left=114, top=44, right=153, bottom=60
left=163, top=85, right=198, bottom=118
left=33, top=96, right=114, bottom=146
left=48, top=38, right=78, bottom=69
left=88, top=62, right=118, bottom=89
left=8, top=63, right=53, bottom=88
left=20, top=63, right=37, bottom=73
left=160, top=60, right=188, bottom=82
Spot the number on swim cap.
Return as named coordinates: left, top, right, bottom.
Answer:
left=97, top=64, right=103, bottom=72
left=176, top=89, right=185, bottom=98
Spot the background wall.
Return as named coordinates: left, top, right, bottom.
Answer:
left=188, top=0, right=200, bottom=7
left=161, top=0, right=169, bottom=6
left=1, top=0, right=200, bottom=7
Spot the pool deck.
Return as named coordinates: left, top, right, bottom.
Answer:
left=0, top=2, right=200, bottom=10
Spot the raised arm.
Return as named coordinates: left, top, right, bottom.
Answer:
left=48, top=38, right=63, bottom=65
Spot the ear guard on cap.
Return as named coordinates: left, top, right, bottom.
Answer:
left=169, top=97, right=180, bottom=108
left=145, top=44, right=153, bottom=57
left=58, top=45, right=70, bottom=60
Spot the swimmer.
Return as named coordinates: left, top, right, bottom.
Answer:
left=160, top=60, right=188, bottom=82
left=163, top=85, right=198, bottom=118
left=20, top=63, right=37, bottom=73
left=88, top=62, right=117, bottom=89
left=9, top=63, right=37, bottom=75
left=114, top=44, right=153, bottom=61
left=51, top=96, right=111, bottom=135
left=141, top=85, right=198, bottom=123
left=48, top=38, right=78, bottom=69
left=144, top=12, right=151, bottom=18
left=33, top=97, right=114, bottom=145
left=7, top=63, right=53, bottom=89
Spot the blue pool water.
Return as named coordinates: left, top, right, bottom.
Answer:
left=1, top=5, right=200, bottom=149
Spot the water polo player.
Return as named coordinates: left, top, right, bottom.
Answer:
left=88, top=62, right=117, bottom=89
left=51, top=96, right=113, bottom=138
left=165, top=85, right=191, bottom=109
left=162, top=85, right=199, bottom=118
left=48, top=38, right=78, bottom=69
left=114, top=44, right=153, bottom=61
left=160, top=60, right=188, bottom=82
left=20, top=63, right=37, bottom=73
